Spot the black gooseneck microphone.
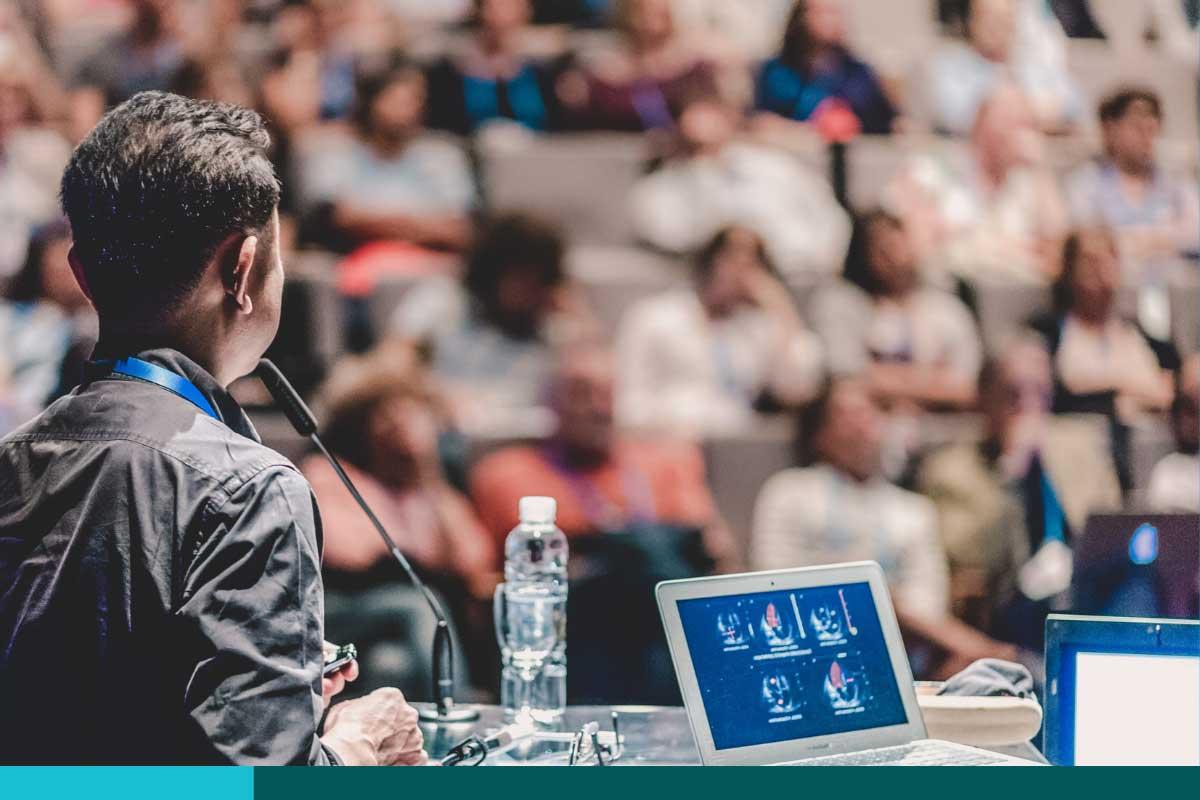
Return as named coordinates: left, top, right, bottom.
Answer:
left=255, top=358, right=479, bottom=724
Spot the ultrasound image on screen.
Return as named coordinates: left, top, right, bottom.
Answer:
left=677, top=582, right=908, bottom=751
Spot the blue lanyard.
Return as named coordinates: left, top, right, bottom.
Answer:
left=100, top=357, right=220, bottom=421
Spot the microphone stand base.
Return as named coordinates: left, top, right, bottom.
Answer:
left=419, top=705, right=481, bottom=724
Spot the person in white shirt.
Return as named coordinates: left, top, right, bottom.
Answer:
left=810, top=208, right=982, bottom=410
left=616, top=225, right=824, bottom=437
left=925, top=0, right=1083, bottom=136
left=629, top=92, right=851, bottom=278
left=1148, top=354, right=1200, bottom=512
left=883, top=82, right=1067, bottom=287
left=751, top=378, right=1018, bottom=677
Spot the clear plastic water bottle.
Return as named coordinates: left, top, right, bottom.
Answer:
left=495, top=496, right=568, bottom=724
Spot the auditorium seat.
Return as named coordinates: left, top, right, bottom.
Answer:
left=845, top=134, right=951, bottom=209
left=702, top=417, right=798, bottom=563
left=1170, top=273, right=1200, bottom=355
left=568, top=245, right=688, bottom=339
left=844, top=0, right=938, bottom=82
left=478, top=133, right=650, bottom=245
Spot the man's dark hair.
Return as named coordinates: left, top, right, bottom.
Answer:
left=60, top=91, right=279, bottom=322
left=464, top=212, right=566, bottom=308
left=1098, top=86, right=1162, bottom=124
left=842, top=208, right=905, bottom=297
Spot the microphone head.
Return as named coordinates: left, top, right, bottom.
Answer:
left=255, top=358, right=319, bottom=437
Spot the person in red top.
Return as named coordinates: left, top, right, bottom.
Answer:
left=469, top=344, right=737, bottom=571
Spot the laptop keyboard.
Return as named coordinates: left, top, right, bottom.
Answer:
left=783, top=741, right=1010, bottom=767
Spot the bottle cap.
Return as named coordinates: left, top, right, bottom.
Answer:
left=518, top=496, right=557, bottom=524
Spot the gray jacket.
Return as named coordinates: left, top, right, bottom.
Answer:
left=0, top=349, right=337, bottom=765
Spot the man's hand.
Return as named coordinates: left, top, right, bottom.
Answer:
left=322, top=688, right=429, bottom=766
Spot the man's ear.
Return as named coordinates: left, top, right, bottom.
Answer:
left=67, top=247, right=94, bottom=303
left=227, top=234, right=259, bottom=316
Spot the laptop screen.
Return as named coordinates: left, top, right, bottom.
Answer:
left=1072, top=651, right=1200, bottom=765
left=676, top=580, right=908, bottom=751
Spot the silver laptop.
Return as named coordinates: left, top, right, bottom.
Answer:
left=656, top=562, right=1035, bottom=766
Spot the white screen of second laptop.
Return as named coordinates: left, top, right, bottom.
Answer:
left=1074, top=652, right=1200, bottom=766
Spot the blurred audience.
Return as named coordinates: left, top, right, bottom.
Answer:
left=425, top=0, right=562, bottom=134
left=0, top=220, right=94, bottom=431
left=918, top=336, right=1120, bottom=647
left=556, top=0, right=718, bottom=131
left=671, top=0, right=794, bottom=62
left=631, top=92, right=850, bottom=276
left=754, top=0, right=897, bottom=135
left=470, top=344, right=737, bottom=569
left=1031, top=227, right=1175, bottom=422
left=751, top=377, right=1018, bottom=677
left=391, top=213, right=590, bottom=435
left=616, top=226, right=823, bottom=436
left=0, top=52, right=72, bottom=280
left=1147, top=354, right=1200, bottom=512
left=885, top=83, right=1067, bottom=285
left=926, top=0, right=1082, bottom=135
left=296, top=54, right=475, bottom=260
left=1065, top=87, right=1200, bottom=283
left=811, top=209, right=981, bottom=410
left=302, top=343, right=493, bottom=592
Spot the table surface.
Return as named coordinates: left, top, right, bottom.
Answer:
left=418, top=704, right=1046, bottom=766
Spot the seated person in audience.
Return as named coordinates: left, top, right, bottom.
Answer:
left=616, top=226, right=824, bottom=437
left=1031, top=227, right=1175, bottom=422
left=296, top=55, right=475, bottom=257
left=884, top=82, right=1067, bottom=286
left=425, top=0, right=563, bottom=135
left=751, top=378, right=1018, bottom=677
left=391, top=213, right=592, bottom=435
left=811, top=209, right=981, bottom=410
left=1065, top=88, right=1200, bottom=283
left=754, top=0, right=898, bottom=135
left=555, top=0, right=719, bottom=131
left=925, top=0, right=1082, bottom=135
left=471, top=344, right=738, bottom=570
left=73, top=0, right=186, bottom=106
left=1148, top=354, right=1200, bottom=512
left=918, top=336, right=1121, bottom=647
left=0, top=221, right=95, bottom=431
left=630, top=92, right=851, bottom=276
left=301, top=343, right=494, bottom=594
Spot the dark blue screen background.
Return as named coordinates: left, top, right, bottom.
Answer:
left=677, top=581, right=908, bottom=751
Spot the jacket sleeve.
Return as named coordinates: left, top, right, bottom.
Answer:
left=175, top=466, right=335, bottom=765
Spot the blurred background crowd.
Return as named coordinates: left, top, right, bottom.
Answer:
left=0, top=0, right=1197, bottom=706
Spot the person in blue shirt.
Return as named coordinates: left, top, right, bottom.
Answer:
left=754, top=0, right=897, bottom=135
left=426, top=0, right=563, bottom=135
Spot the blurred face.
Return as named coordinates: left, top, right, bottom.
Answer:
left=368, top=74, right=426, bottom=140
left=479, top=0, right=530, bottom=38
left=968, top=0, right=1015, bottom=62
left=1174, top=357, right=1200, bottom=454
left=984, top=343, right=1053, bottom=443
left=625, top=0, right=674, bottom=45
left=0, top=75, right=31, bottom=137
left=491, top=265, right=556, bottom=337
left=866, top=218, right=917, bottom=296
left=1068, top=231, right=1120, bottom=323
left=815, top=381, right=884, bottom=482
left=1103, top=100, right=1161, bottom=174
left=805, top=0, right=847, bottom=48
left=368, top=392, right=438, bottom=485
left=678, top=99, right=737, bottom=154
left=553, top=351, right=616, bottom=459
left=699, top=228, right=765, bottom=316
left=974, top=86, right=1040, bottom=173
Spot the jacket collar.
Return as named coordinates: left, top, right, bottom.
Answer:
left=84, top=347, right=261, bottom=443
